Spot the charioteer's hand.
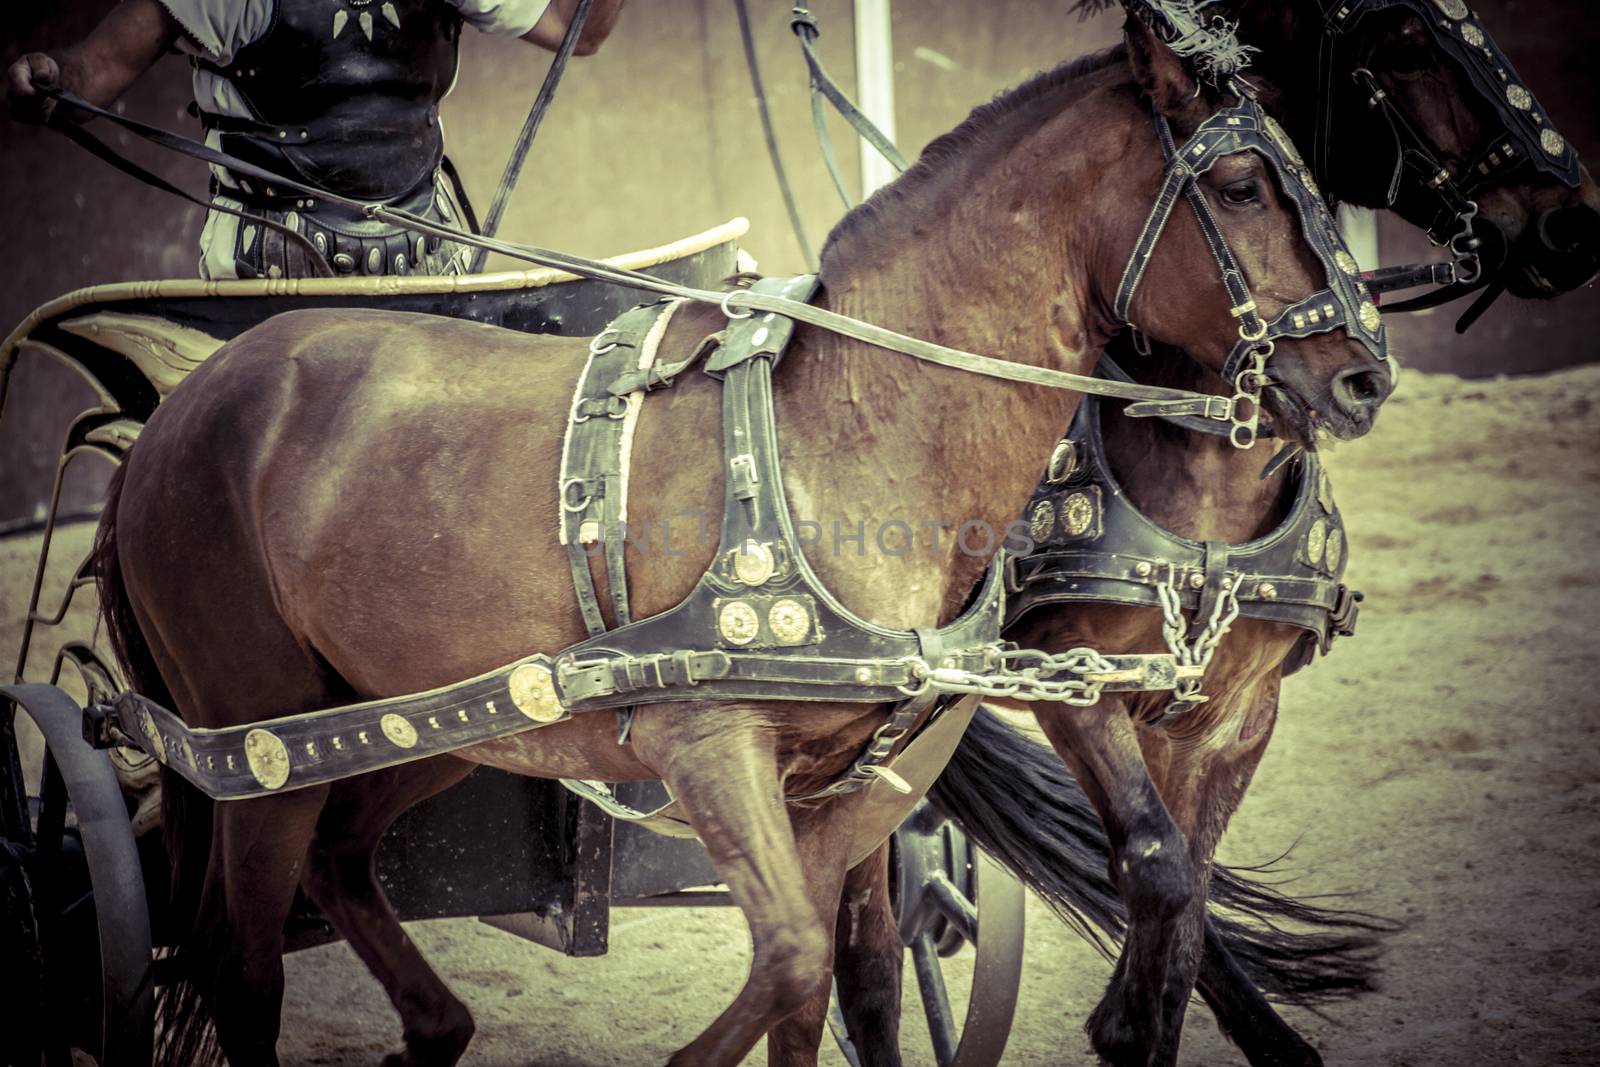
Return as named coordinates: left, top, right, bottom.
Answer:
left=6, top=52, right=60, bottom=124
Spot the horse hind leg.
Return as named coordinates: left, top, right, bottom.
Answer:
left=203, top=787, right=333, bottom=1067
left=300, top=756, right=478, bottom=1067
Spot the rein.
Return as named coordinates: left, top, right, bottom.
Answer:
left=36, top=87, right=1249, bottom=421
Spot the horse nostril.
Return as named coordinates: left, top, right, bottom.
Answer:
left=1536, top=205, right=1600, bottom=256
left=1333, top=366, right=1391, bottom=414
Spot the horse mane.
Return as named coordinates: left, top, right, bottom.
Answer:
left=820, top=47, right=1128, bottom=260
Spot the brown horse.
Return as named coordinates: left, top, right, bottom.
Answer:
left=95, top=21, right=1387, bottom=1067
left=831, top=5, right=1600, bottom=1067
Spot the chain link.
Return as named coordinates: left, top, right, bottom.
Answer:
left=1155, top=564, right=1243, bottom=713
left=895, top=646, right=1122, bottom=706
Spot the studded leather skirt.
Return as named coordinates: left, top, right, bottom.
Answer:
left=217, top=169, right=469, bottom=280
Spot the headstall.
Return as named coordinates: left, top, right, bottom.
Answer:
left=1117, top=95, right=1388, bottom=448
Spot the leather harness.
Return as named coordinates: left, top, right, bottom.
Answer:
left=1005, top=373, right=1361, bottom=689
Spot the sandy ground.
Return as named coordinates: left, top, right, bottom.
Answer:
left=5, top=365, right=1600, bottom=1065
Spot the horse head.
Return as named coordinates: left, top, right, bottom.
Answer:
left=1110, top=16, right=1393, bottom=444
left=1232, top=0, right=1600, bottom=298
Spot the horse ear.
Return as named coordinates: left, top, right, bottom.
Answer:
left=1125, top=15, right=1211, bottom=126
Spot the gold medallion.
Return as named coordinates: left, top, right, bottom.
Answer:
left=1334, top=249, right=1360, bottom=276
left=243, top=728, right=291, bottom=790
left=1060, top=492, right=1095, bottom=537
left=1263, top=116, right=1305, bottom=167
left=1541, top=128, right=1566, bottom=158
left=733, top=539, right=777, bottom=586
left=767, top=599, right=812, bottom=645
left=380, top=713, right=418, bottom=749
left=1506, top=85, right=1532, bottom=111
left=1044, top=438, right=1077, bottom=484
left=1432, top=0, right=1468, bottom=18
left=1317, top=467, right=1336, bottom=513
left=1305, top=517, right=1327, bottom=564
left=1028, top=500, right=1056, bottom=543
left=1460, top=22, right=1485, bottom=46
left=1358, top=301, right=1382, bottom=332
left=718, top=601, right=761, bottom=645
left=1325, top=527, right=1345, bottom=573
left=508, top=663, right=564, bottom=723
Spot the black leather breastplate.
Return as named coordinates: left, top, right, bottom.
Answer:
left=197, top=0, right=462, bottom=200
left=1005, top=395, right=1361, bottom=676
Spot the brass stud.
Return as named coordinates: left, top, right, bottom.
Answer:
left=1260, top=582, right=1279, bottom=600
left=508, top=663, right=564, bottom=723
left=718, top=601, right=761, bottom=645
left=1134, top=561, right=1153, bottom=578
left=1060, top=492, right=1095, bottom=536
left=244, top=728, right=291, bottom=789
left=733, top=539, right=777, bottom=586
left=767, top=599, right=812, bottom=645
left=1189, top=572, right=1205, bottom=590
left=1028, top=499, right=1056, bottom=543
left=380, top=713, right=418, bottom=749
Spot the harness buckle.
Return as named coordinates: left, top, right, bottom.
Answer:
left=1330, top=585, right=1363, bottom=637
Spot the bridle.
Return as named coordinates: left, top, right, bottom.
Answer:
left=1311, top=0, right=1582, bottom=307
left=1117, top=95, right=1388, bottom=448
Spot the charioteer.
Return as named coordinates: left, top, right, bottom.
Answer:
left=6, top=0, right=625, bottom=279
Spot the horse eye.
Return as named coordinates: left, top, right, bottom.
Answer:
left=1385, top=41, right=1434, bottom=77
left=1219, top=179, right=1261, bottom=207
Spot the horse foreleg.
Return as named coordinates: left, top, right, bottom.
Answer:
left=1148, top=679, right=1284, bottom=1067
left=301, top=756, right=478, bottom=1067
left=828, top=841, right=905, bottom=1067
left=1032, top=700, right=1193, bottom=1067
left=630, top=706, right=847, bottom=1067
left=209, top=786, right=332, bottom=1067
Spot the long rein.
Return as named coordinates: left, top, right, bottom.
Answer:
left=36, top=87, right=1244, bottom=421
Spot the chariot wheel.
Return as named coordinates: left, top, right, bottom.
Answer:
left=829, top=800, right=1025, bottom=1067
left=2, top=681, right=154, bottom=1067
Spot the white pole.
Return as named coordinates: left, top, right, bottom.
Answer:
left=1338, top=203, right=1380, bottom=271
left=853, top=0, right=898, bottom=197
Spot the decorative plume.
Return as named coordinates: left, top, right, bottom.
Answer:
left=1071, top=0, right=1256, bottom=85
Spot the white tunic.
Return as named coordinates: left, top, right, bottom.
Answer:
left=161, top=0, right=553, bottom=277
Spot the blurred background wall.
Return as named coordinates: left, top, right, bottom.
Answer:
left=1, top=0, right=1596, bottom=524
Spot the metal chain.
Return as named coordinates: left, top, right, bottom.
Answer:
left=895, top=646, right=1121, bottom=706
left=1155, top=564, right=1243, bottom=712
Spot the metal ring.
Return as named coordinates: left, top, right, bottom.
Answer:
left=720, top=290, right=754, bottom=319
left=1229, top=422, right=1258, bottom=449
left=560, top=478, right=592, bottom=513
left=588, top=328, right=621, bottom=356
left=1236, top=318, right=1268, bottom=342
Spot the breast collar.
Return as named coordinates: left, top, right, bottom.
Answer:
left=1312, top=0, right=1581, bottom=271
left=1117, top=94, right=1388, bottom=448
left=1003, top=387, right=1361, bottom=676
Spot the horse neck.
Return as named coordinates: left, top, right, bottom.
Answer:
left=773, top=177, right=1105, bottom=622
left=1099, top=353, right=1293, bottom=544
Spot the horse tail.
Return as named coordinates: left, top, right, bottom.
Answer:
left=927, top=705, right=1393, bottom=1005
left=92, top=461, right=221, bottom=1067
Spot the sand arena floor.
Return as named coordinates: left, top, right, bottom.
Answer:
left=5, top=366, right=1598, bottom=1065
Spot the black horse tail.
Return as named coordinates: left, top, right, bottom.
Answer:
left=927, top=704, right=1393, bottom=1004
left=92, top=461, right=221, bottom=1067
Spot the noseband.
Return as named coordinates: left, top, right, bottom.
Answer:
left=1313, top=0, right=1582, bottom=284
left=1116, top=95, right=1388, bottom=448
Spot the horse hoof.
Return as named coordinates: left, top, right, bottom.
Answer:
left=1087, top=997, right=1157, bottom=1067
left=381, top=1024, right=475, bottom=1067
